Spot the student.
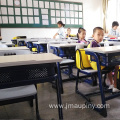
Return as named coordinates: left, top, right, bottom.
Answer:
left=77, top=27, right=88, bottom=44
left=53, top=21, right=65, bottom=39
left=108, top=21, right=120, bottom=38
left=88, top=27, right=119, bottom=92
left=66, top=28, right=72, bottom=38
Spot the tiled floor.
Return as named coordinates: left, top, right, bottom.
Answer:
left=0, top=69, right=120, bottom=120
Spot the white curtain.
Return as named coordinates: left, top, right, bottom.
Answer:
left=102, top=0, right=108, bottom=33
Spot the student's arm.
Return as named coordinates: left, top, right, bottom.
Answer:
left=107, top=34, right=117, bottom=38
left=53, top=33, right=58, bottom=39
left=0, top=36, right=2, bottom=40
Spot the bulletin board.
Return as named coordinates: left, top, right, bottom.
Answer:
left=0, top=0, right=83, bottom=28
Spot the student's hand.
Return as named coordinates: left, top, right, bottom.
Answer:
left=0, top=36, right=2, bottom=40
left=53, top=36, right=56, bottom=39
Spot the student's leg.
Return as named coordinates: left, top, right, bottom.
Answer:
left=108, top=71, right=113, bottom=85
left=113, top=65, right=119, bottom=88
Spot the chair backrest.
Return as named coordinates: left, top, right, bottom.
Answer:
left=76, top=49, right=91, bottom=70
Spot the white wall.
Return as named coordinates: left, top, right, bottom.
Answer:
left=1, top=0, right=103, bottom=42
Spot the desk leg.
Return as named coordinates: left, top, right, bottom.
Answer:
left=57, top=62, right=64, bottom=94
left=95, top=53, right=107, bottom=117
left=57, top=62, right=63, bottom=120
left=37, top=45, right=40, bottom=53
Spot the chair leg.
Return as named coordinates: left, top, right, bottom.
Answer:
left=29, top=99, right=33, bottom=107
left=76, top=69, right=79, bottom=92
left=56, top=77, right=63, bottom=120
left=35, top=94, right=41, bottom=120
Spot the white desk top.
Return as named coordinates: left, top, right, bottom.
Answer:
left=5, top=43, right=15, bottom=45
left=0, top=47, right=29, bottom=51
left=84, top=45, right=120, bottom=54
left=33, top=42, right=48, bottom=44
left=0, top=53, right=62, bottom=67
left=50, top=43, right=87, bottom=48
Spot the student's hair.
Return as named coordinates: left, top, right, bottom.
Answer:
left=77, top=27, right=86, bottom=38
left=67, top=28, right=71, bottom=31
left=93, top=27, right=104, bottom=34
left=112, top=21, right=119, bottom=28
left=57, top=21, right=65, bottom=27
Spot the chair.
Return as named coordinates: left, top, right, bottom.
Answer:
left=0, top=51, right=40, bottom=119
left=75, top=49, right=110, bottom=101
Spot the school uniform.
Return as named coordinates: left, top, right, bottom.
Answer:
left=108, top=29, right=120, bottom=37
left=87, top=40, right=114, bottom=71
left=57, top=27, right=65, bottom=39
left=78, top=39, right=88, bottom=44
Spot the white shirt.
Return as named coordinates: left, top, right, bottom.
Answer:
left=57, top=27, right=65, bottom=39
left=0, top=42, right=7, bottom=48
left=108, top=29, right=120, bottom=37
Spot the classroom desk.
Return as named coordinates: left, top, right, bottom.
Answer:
left=33, top=42, right=48, bottom=53
left=0, top=47, right=29, bottom=51
left=84, top=46, right=120, bottom=117
left=11, top=39, right=26, bottom=46
left=50, top=43, right=83, bottom=48
left=0, top=53, right=63, bottom=119
left=5, top=43, right=15, bottom=47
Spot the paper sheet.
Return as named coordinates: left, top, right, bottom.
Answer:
left=28, top=8, right=33, bottom=15
left=66, top=18, right=70, bottom=24
left=56, top=10, right=60, bottom=17
left=1, top=0, right=6, bottom=5
left=39, top=1, right=44, bottom=8
left=14, top=0, right=20, bottom=7
left=56, top=18, right=60, bottom=23
left=51, top=18, right=56, bottom=24
left=8, top=8, right=14, bottom=15
left=75, top=19, right=78, bottom=25
left=61, top=18, right=65, bottom=24
left=34, top=9, right=39, bottom=16
left=21, top=0, right=26, bottom=6
left=50, top=2, right=54, bottom=9
left=8, top=0, right=13, bottom=6
left=15, top=8, right=20, bottom=15
left=41, top=9, right=48, bottom=14
left=42, top=15, right=48, bottom=19
left=2, top=16, right=8, bottom=24
left=75, top=12, right=78, bottom=18
left=22, top=8, right=27, bottom=15
left=51, top=10, right=55, bottom=16
left=0, top=17, right=2, bottom=24
left=61, top=11, right=65, bottom=17
left=34, top=17, right=40, bottom=24
left=27, top=0, right=33, bottom=7
left=55, top=3, right=59, bottom=9
left=28, top=17, right=34, bottom=24
left=9, top=16, right=15, bottom=24
left=70, top=11, right=74, bottom=17
left=45, top=2, right=49, bottom=8
left=79, top=12, right=82, bottom=18
left=71, top=18, right=74, bottom=24
left=34, top=1, right=38, bottom=8
left=74, top=5, right=78, bottom=11
left=1, top=7, right=7, bottom=15
left=79, top=5, right=82, bottom=11
left=65, top=4, right=69, bottom=10
left=70, top=4, right=73, bottom=10
left=61, top=3, right=64, bottom=9
left=22, top=17, right=28, bottom=24
left=79, top=19, right=82, bottom=25
left=66, top=11, right=70, bottom=17
left=42, top=20, right=49, bottom=25
left=16, top=16, right=21, bottom=24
